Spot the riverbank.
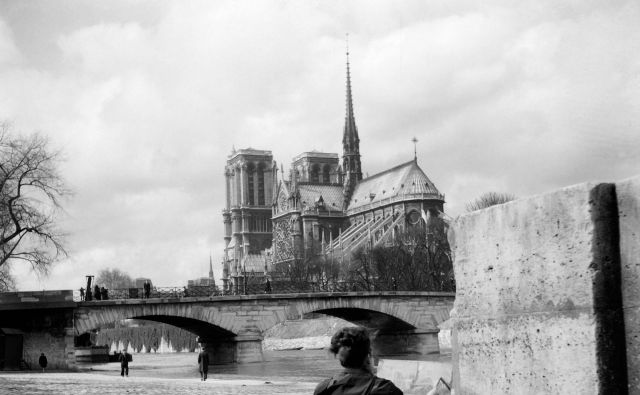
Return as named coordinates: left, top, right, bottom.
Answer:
left=1, top=349, right=451, bottom=394
left=0, top=371, right=317, bottom=394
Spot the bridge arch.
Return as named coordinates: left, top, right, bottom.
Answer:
left=73, top=292, right=454, bottom=364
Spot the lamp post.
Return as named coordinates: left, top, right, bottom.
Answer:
left=85, top=275, right=94, bottom=301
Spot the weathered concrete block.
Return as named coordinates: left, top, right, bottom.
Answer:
left=450, top=182, right=627, bottom=394
left=617, top=176, right=640, bottom=394
left=377, top=359, right=451, bottom=395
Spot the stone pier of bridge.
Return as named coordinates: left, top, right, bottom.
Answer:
left=199, top=333, right=264, bottom=365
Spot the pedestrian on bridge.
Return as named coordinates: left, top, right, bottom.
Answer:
left=79, top=287, right=85, bottom=301
left=197, top=346, right=209, bottom=381
left=264, top=278, right=272, bottom=294
left=314, top=327, right=403, bottom=395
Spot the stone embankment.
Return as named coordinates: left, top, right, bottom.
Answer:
left=263, top=316, right=354, bottom=350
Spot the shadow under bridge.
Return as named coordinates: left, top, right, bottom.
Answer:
left=312, top=307, right=441, bottom=359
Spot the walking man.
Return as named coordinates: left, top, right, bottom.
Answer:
left=197, top=346, right=209, bottom=381
left=119, top=350, right=129, bottom=377
left=264, top=278, right=272, bottom=294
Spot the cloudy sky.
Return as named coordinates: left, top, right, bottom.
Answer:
left=1, top=0, right=639, bottom=291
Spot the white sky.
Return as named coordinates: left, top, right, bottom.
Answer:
left=1, top=0, right=639, bottom=291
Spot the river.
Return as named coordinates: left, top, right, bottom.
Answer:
left=88, top=349, right=343, bottom=382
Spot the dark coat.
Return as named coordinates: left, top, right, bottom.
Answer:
left=38, top=354, right=47, bottom=368
left=314, top=368, right=403, bottom=395
left=197, top=351, right=210, bottom=372
left=118, top=352, right=129, bottom=367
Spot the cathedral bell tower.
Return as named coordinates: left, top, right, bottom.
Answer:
left=342, top=49, right=362, bottom=208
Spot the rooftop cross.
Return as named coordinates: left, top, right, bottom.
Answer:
left=412, top=137, right=418, bottom=161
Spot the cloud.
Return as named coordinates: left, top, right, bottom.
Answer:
left=1, top=1, right=639, bottom=290
left=0, top=18, right=23, bottom=66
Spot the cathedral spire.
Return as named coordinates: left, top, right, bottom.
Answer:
left=209, top=253, right=214, bottom=280
left=342, top=35, right=362, bottom=208
left=343, top=37, right=358, bottom=147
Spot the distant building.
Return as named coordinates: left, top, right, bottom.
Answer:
left=187, top=256, right=217, bottom=288
left=221, top=54, right=446, bottom=294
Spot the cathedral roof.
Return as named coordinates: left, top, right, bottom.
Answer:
left=298, top=184, right=344, bottom=212
left=347, top=160, right=443, bottom=212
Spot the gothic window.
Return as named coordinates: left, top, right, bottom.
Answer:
left=278, top=193, right=289, bottom=211
left=310, top=164, right=320, bottom=184
left=408, top=210, right=421, bottom=225
left=257, top=163, right=265, bottom=205
left=323, top=165, right=331, bottom=184
left=247, top=163, right=255, bottom=205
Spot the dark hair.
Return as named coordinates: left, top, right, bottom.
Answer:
left=329, top=327, right=371, bottom=368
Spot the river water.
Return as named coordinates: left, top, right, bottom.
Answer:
left=88, top=349, right=343, bottom=382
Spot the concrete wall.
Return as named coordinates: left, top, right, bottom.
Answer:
left=22, top=329, right=76, bottom=370
left=450, top=182, right=628, bottom=394
left=617, top=176, right=640, bottom=394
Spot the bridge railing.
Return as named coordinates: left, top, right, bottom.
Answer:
left=73, top=281, right=435, bottom=301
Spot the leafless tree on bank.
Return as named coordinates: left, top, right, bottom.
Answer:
left=0, top=122, right=70, bottom=277
left=96, top=268, right=136, bottom=289
left=0, top=263, right=16, bottom=291
left=344, top=215, right=455, bottom=292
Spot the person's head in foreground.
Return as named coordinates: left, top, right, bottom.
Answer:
left=314, top=327, right=404, bottom=395
left=329, top=326, right=372, bottom=370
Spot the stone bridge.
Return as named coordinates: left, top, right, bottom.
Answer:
left=1, top=291, right=454, bottom=369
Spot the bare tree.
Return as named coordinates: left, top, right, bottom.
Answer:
left=465, top=191, right=516, bottom=212
left=0, top=263, right=16, bottom=291
left=343, top=215, right=455, bottom=292
left=96, top=268, right=136, bottom=289
left=0, top=122, right=70, bottom=274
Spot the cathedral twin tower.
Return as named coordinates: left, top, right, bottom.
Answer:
left=221, top=55, right=444, bottom=294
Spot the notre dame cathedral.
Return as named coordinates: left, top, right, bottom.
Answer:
left=221, top=56, right=446, bottom=294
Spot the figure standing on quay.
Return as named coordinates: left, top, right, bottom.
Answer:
left=38, top=353, right=47, bottom=373
left=119, top=350, right=129, bottom=377
left=197, top=346, right=209, bottom=381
